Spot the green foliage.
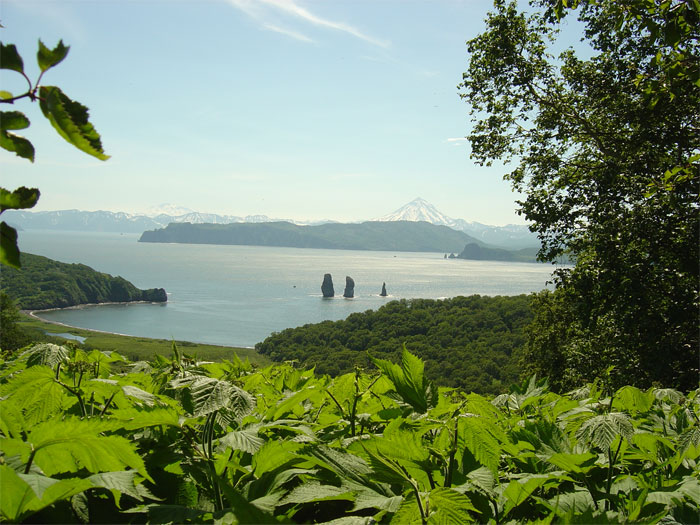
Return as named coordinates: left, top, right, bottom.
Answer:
left=0, top=38, right=108, bottom=268
left=0, top=292, right=33, bottom=351
left=257, top=294, right=533, bottom=394
left=0, top=252, right=167, bottom=310
left=460, top=0, right=699, bottom=391
left=0, top=346, right=697, bottom=523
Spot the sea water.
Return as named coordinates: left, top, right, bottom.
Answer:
left=17, top=230, right=556, bottom=347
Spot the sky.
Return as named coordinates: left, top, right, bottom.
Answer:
left=2, top=0, right=530, bottom=225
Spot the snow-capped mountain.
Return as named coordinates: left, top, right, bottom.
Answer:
left=375, top=197, right=538, bottom=249
left=376, top=197, right=456, bottom=227
left=144, top=203, right=196, bottom=217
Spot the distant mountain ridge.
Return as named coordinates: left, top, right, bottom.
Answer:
left=5, top=198, right=539, bottom=249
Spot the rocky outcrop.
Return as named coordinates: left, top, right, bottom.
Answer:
left=143, top=287, right=168, bottom=302
left=321, top=274, right=334, bottom=297
left=380, top=282, right=387, bottom=297
left=343, top=276, right=355, bottom=298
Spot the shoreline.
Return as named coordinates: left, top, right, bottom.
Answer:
left=22, top=305, right=256, bottom=350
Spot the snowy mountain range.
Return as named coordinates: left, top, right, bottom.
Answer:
left=5, top=198, right=538, bottom=249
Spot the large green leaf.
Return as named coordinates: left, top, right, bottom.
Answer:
left=172, top=375, right=255, bottom=419
left=219, top=428, right=265, bottom=454
left=546, top=452, right=597, bottom=474
left=0, top=186, right=40, bottom=212
left=299, top=444, right=374, bottom=486
left=0, top=43, right=24, bottom=73
left=0, top=365, right=69, bottom=426
left=457, top=415, right=502, bottom=474
left=23, top=343, right=70, bottom=369
left=0, top=221, right=21, bottom=268
left=38, top=86, right=109, bottom=160
left=279, top=482, right=355, bottom=505
left=27, top=417, right=149, bottom=478
left=87, top=471, right=157, bottom=506
left=252, top=440, right=303, bottom=478
left=36, top=39, right=69, bottom=72
left=0, top=465, right=92, bottom=523
left=502, top=475, right=550, bottom=517
left=390, top=492, right=423, bottom=524
left=613, top=386, right=654, bottom=414
left=370, top=348, right=436, bottom=414
left=575, top=412, right=634, bottom=451
left=428, top=487, right=479, bottom=523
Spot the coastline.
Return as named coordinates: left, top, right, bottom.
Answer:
left=22, top=305, right=256, bottom=350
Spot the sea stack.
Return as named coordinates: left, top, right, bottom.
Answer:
left=343, top=276, right=355, bottom=298
left=380, top=282, right=387, bottom=297
left=321, top=273, right=334, bottom=297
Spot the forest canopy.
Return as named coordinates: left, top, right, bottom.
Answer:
left=256, top=295, right=533, bottom=395
left=460, top=0, right=699, bottom=391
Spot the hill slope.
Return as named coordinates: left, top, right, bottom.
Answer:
left=0, top=253, right=167, bottom=310
left=139, top=220, right=483, bottom=253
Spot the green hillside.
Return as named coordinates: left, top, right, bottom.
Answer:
left=0, top=253, right=167, bottom=310
left=139, top=220, right=483, bottom=253
left=256, top=294, right=533, bottom=394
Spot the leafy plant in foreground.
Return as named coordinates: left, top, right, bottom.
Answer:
left=1, top=343, right=698, bottom=523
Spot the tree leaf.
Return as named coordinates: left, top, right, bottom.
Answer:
left=38, top=86, right=109, bottom=160
left=0, top=111, right=30, bottom=131
left=0, top=221, right=21, bottom=268
left=37, top=39, right=69, bottom=72
left=0, top=130, right=35, bottom=161
left=0, top=91, right=13, bottom=100
left=0, top=43, right=24, bottom=73
left=0, top=187, right=40, bottom=212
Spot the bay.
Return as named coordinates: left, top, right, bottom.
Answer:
left=18, top=230, right=555, bottom=347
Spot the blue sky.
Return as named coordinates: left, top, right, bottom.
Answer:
left=2, top=0, right=527, bottom=225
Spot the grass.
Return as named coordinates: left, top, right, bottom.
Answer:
left=17, top=313, right=271, bottom=366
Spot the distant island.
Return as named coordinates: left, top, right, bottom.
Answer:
left=457, top=243, right=539, bottom=263
left=139, top=220, right=484, bottom=254
left=0, top=253, right=167, bottom=310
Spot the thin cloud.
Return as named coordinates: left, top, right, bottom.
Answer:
left=263, top=23, right=314, bottom=43
left=446, top=137, right=469, bottom=146
left=227, top=0, right=389, bottom=47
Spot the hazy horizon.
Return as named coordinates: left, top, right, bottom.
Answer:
left=0, top=1, right=581, bottom=225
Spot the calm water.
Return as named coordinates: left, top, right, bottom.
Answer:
left=18, top=230, right=555, bottom=347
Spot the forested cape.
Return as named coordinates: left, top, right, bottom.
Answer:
left=139, top=220, right=485, bottom=254
left=256, top=295, right=532, bottom=394
left=0, top=253, right=167, bottom=310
